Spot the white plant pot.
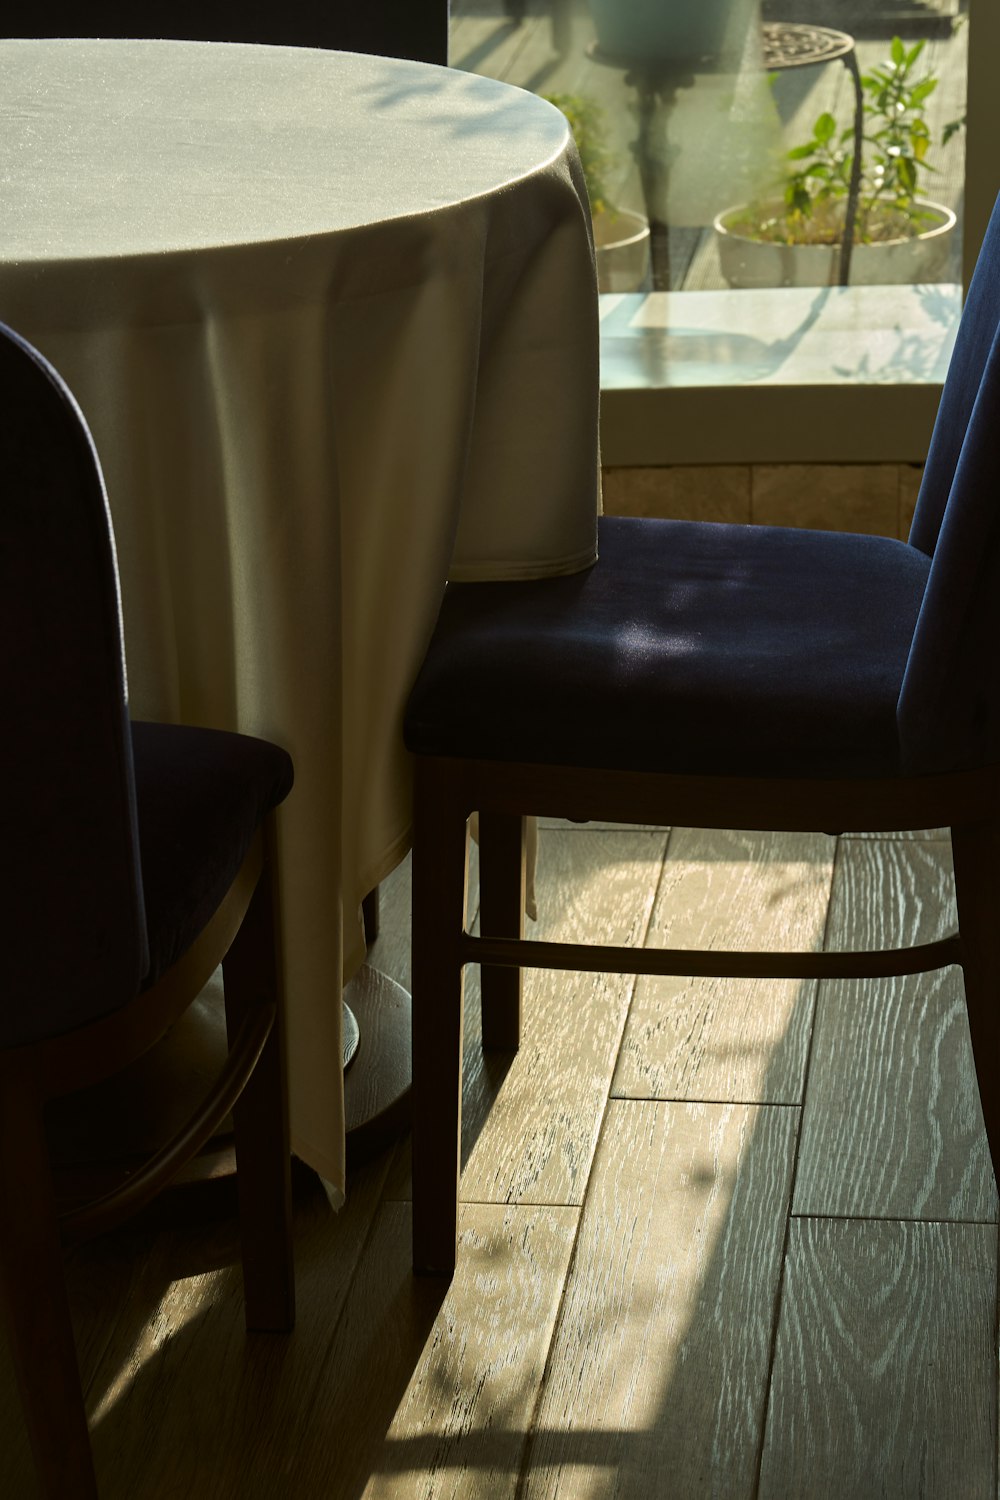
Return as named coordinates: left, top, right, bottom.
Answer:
left=713, top=200, right=958, bottom=288
left=594, top=207, right=651, bottom=293
left=587, top=0, right=740, bottom=64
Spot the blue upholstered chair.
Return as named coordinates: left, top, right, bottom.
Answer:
left=0, top=324, right=295, bottom=1496
left=404, top=196, right=1000, bottom=1276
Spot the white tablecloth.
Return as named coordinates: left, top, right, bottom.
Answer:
left=0, top=38, right=600, bottom=1200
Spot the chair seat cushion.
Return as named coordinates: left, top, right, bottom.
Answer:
left=131, top=721, right=293, bottom=988
left=405, top=515, right=932, bottom=778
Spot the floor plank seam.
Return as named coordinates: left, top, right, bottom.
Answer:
left=459, top=1194, right=586, bottom=1209
left=78, top=1229, right=159, bottom=1410
left=512, top=1194, right=591, bottom=1500
left=24, top=821, right=997, bottom=1496
left=610, top=1093, right=804, bottom=1107
left=789, top=1210, right=1000, bottom=1227
left=748, top=834, right=843, bottom=1500
left=512, top=832, right=672, bottom=1496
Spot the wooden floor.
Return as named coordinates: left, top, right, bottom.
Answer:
left=3, top=818, right=997, bottom=1497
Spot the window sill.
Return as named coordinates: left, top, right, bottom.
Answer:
left=599, top=284, right=961, bottom=467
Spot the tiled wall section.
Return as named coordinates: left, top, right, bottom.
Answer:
left=602, top=464, right=926, bottom=541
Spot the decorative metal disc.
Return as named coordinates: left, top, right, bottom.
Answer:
left=342, top=1000, right=361, bottom=1071
left=762, top=22, right=855, bottom=70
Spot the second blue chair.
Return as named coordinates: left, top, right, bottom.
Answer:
left=405, top=194, right=1000, bottom=1275
left=0, top=324, right=295, bottom=1496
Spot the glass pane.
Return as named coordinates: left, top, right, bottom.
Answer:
left=449, top=1, right=968, bottom=298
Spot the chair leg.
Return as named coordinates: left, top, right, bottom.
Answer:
left=951, top=820, right=1000, bottom=1181
left=411, top=760, right=469, bottom=1276
left=478, top=811, right=525, bottom=1052
left=223, top=822, right=295, bottom=1332
left=362, top=886, right=380, bottom=947
left=0, top=1068, right=97, bottom=1498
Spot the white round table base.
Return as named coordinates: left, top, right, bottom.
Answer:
left=342, top=968, right=413, bottom=1168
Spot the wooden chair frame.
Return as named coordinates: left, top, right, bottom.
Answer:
left=0, top=814, right=294, bottom=1498
left=410, top=753, right=1000, bottom=1275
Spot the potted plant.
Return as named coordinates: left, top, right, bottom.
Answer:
left=545, top=92, right=651, bottom=293
left=714, top=36, right=962, bottom=288
left=587, top=0, right=746, bottom=67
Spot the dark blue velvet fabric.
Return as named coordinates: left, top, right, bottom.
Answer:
left=405, top=516, right=930, bottom=777
left=132, top=722, right=293, bottom=989
left=2, top=325, right=148, bottom=1047
left=408, top=192, right=1000, bottom=785
left=0, top=323, right=293, bottom=1047
left=898, top=194, right=1000, bottom=773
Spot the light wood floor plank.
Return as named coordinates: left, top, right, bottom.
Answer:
left=795, top=838, right=997, bottom=1221
left=0, top=1224, right=163, bottom=1498
left=8, top=823, right=996, bottom=1500
left=539, top=819, right=668, bottom=831
left=842, top=828, right=949, bottom=840
left=297, top=1201, right=578, bottom=1500
left=758, top=1218, right=997, bottom=1500
left=523, top=1098, right=798, bottom=1500
left=84, top=1151, right=395, bottom=1497
left=386, top=829, right=668, bottom=1208
left=614, top=827, right=834, bottom=1105
left=366, top=853, right=415, bottom=991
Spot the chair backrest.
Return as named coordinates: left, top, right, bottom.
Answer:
left=1, top=1, right=449, bottom=63
left=897, top=194, right=1000, bottom=776
left=0, top=326, right=148, bottom=1046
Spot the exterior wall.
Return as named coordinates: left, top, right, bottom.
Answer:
left=601, top=463, right=925, bottom=541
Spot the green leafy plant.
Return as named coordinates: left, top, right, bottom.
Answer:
left=729, top=36, right=963, bottom=246
left=543, top=92, right=615, bottom=216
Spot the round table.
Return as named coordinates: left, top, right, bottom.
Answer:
left=0, top=39, right=600, bottom=1202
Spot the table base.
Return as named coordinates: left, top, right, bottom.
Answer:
left=47, top=970, right=412, bottom=1218
left=343, top=967, right=412, bottom=1167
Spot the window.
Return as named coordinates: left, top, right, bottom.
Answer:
left=451, top=1, right=988, bottom=465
